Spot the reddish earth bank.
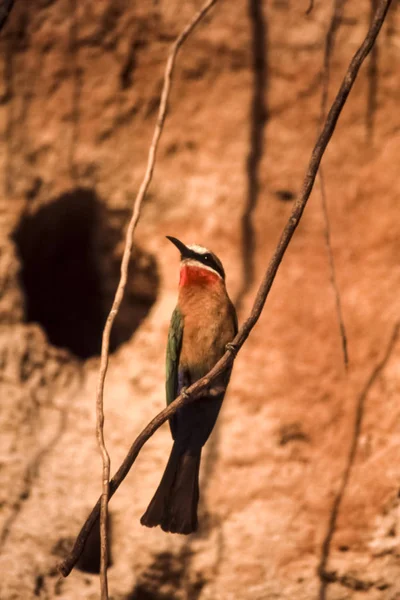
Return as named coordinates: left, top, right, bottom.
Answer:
left=0, top=1, right=399, bottom=599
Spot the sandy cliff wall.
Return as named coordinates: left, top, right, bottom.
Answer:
left=0, top=1, right=400, bottom=599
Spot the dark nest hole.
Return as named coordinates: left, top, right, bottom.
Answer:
left=13, top=188, right=159, bottom=359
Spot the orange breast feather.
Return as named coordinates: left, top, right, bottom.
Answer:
left=178, top=271, right=236, bottom=373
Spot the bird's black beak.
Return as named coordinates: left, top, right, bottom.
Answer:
left=166, top=236, right=192, bottom=259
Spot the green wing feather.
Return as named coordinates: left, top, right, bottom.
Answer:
left=166, top=306, right=183, bottom=406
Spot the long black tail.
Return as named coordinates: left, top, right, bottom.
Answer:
left=140, top=443, right=201, bottom=534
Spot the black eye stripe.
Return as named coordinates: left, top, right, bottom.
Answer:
left=197, top=253, right=224, bottom=278
left=187, top=248, right=225, bottom=279
left=200, top=254, right=212, bottom=266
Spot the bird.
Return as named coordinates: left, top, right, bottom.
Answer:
left=140, top=236, right=238, bottom=535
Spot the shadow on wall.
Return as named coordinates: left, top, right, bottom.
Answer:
left=13, top=188, right=159, bottom=359
left=128, top=549, right=205, bottom=600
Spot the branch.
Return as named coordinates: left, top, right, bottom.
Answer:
left=57, top=0, right=392, bottom=579
left=93, top=0, right=220, bottom=597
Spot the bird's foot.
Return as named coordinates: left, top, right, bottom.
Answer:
left=180, top=387, right=190, bottom=399
left=225, top=342, right=239, bottom=357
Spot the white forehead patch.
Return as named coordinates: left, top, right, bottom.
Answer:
left=187, top=244, right=209, bottom=255
left=181, top=258, right=223, bottom=279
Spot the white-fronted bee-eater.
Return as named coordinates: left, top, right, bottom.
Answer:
left=140, top=236, right=238, bottom=534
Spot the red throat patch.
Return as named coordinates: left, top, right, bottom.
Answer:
left=179, top=265, right=220, bottom=287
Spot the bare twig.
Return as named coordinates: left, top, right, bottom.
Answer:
left=58, top=0, right=392, bottom=580
left=319, top=0, right=349, bottom=368
left=93, top=1, right=220, bottom=597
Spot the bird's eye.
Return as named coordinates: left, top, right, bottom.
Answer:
left=203, top=254, right=210, bottom=261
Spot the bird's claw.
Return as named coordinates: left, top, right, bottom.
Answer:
left=225, top=342, right=238, bottom=356
left=180, top=387, right=190, bottom=399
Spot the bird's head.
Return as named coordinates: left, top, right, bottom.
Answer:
left=166, top=236, right=225, bottom=287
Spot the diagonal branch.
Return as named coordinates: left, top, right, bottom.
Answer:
left=58, top=0, right=392, bottom=580
left=93, top=1, right=220, bottom=597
